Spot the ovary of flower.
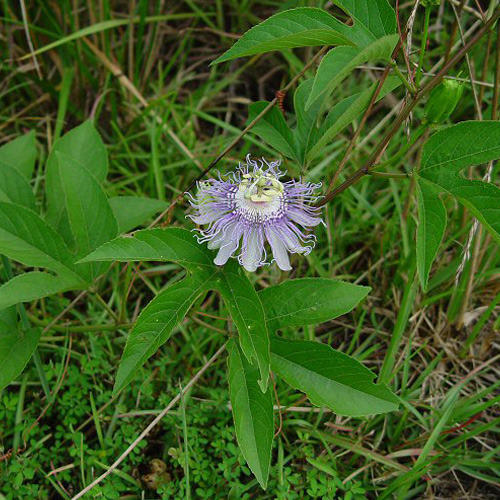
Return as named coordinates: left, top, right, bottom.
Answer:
left=187, top=155, right=322, bottom=272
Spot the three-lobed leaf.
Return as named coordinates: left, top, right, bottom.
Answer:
left=84, top=228, right=270, bottom=392
left=83, top=231, right=397, bottom=488
left=416, top=121, right=500, bottom=288
left=228, top=341, right=273, bottom=489
left=234, top=3, right=397, bottom=161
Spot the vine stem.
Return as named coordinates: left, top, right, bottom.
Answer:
left=316, top=7, right=500, bottom=208
left=71, top=341, right=228, bottom=500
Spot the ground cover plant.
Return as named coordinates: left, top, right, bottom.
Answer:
left=1, top=0, right=499, bottom=498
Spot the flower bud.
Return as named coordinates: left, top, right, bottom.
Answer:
left=424, top=79, right=464, bottom=124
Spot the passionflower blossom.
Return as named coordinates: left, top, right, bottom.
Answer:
left=187, top=155, right=323, bottom=272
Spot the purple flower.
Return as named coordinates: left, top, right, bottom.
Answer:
left=187, top=155, right=322, bottom=272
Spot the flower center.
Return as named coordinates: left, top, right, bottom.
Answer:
left=238, top=171, right=284, bottom=202
left=235, top=171, right=284, bottom=222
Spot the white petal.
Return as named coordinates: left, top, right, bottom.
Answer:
left=214, top=239, right=239, bottom=266
left=189, top=211, right=219, bottom=225
left=241, top=228, right=263, bottom=272
left=265, top=228, right=291, bottom=271
left=276, top=225, right=303, bottom=253
left=287, top=208, right=321, bottom=227
left=207, top=222, right=237, bottom=250
left=207, top=232, right=225, bottom=250
left=213, top=225, right=243, bottom=266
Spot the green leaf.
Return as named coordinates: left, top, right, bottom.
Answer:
left=247, top=102, right=297, bottom=160
left=270, top=336, right=399, bottom=416
left=307, top=76, right=401, bottom=161
left=251, top=76, right=400, bottom=165
left=0, top=272, right=82, bottom=310
left=293, top=79, right=324, bottom=163
left=82, top=228, right=217, bottom=394
left=80, top=227, right=214, bottom=272
left=333, top=0, right=396, bottom=38
left=0, top=164, right=36, bottom=210
left=108, top=196, right=168, bottom=233
left=421, top=121, right=500, bottom=174
left=0, top=130, right=37, bottom=179
left=217, top=260, right=270, bottom=392
left=419, top=121, right=500, bottom=243
left=46, top=121, right=108, bottom=241
left=305, top=34, right=398, bottom=109
left=415, top=178, right=447, bottom=291
left=55, top=152, right=118, bottom=275
left=0, top=322, right=41, bottom=391
left=259, top=278, right=370, bottom=332
left=114, top=273, right=212, bottom=394
left=212, top=7, right=371, bottom=65
left=83, top=229, right=271, bottom=393
left=0, top=201, right=85, bottom=284
left=49, top=120, right=108, bottom=181
left=228, top=341, right=273, bottom=489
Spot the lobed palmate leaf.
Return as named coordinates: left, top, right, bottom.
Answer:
left=416, top=121, right=500, bottom=289
left=83, top=228, right=270, bottom=393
